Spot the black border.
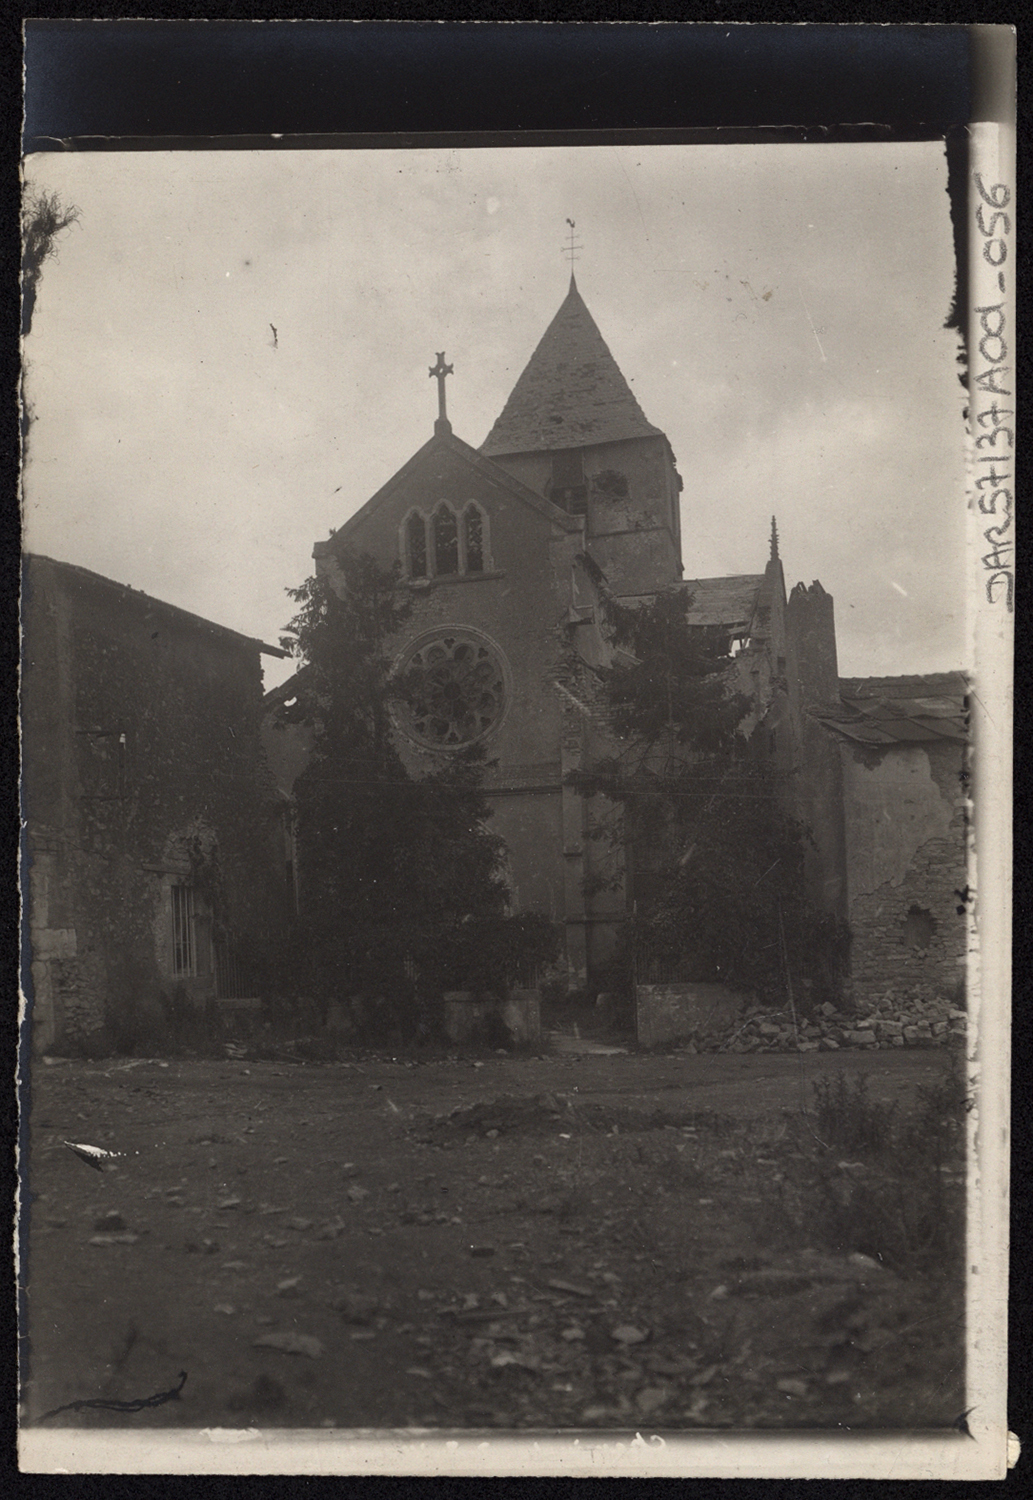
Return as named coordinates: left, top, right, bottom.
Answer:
left=9, top=17, right=1024, bottom=1493
left=22, top=20, right=973, bottom=148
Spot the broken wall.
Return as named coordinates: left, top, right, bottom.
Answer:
left=839, top=738, right=967, bottom=1006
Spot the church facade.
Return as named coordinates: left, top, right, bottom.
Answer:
left=264, top=278, right=848, bottom=988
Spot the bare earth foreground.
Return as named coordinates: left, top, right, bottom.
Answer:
left=22, top=1048, right=965, bottom=1434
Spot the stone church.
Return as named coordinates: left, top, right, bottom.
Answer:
left=264, top=274, right=853, bottom=989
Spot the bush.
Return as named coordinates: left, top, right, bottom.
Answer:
left=770, top=1068, right=967, bottom=1273
left=418, top=912, right=561, bottom=997
left=811, top=1071, right=897, bottom=1155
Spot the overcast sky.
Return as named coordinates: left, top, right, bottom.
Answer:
left=22, top=141, right=967, bottom=689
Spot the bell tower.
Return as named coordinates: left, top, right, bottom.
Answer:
left=479, top=275, right=684, bottom=599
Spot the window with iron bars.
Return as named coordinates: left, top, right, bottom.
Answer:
left=171, top=884, right=196, bottom=976
left=215, top=938, right=258, bottom=1000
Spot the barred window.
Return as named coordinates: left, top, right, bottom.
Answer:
left=171, top=884, right=196, bottom=976
left=215, top=937, right=257, bottom=1000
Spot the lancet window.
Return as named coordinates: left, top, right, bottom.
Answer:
left=406, top=511, right=428, bottom=579
left=400, top=502, right=492, bottom=579
left=463, top=504, right=485, bottom=572
left=433, top=504, right=459, bottom=576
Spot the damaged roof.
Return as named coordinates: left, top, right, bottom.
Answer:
left=682, top=575, right=766, bottom=630
left=479, top=277, right=664, bottom=457
left=616, top=575, right=766, bottom=630
left=816, top=672, right=969, bottom=746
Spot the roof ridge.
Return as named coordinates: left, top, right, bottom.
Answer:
left=840, top=671, right=968, bottom=694
left=24, top=552, right=285, bottom=656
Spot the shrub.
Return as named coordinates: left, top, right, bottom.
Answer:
left=770, top=1068, right=967, bottom=1273
left=419, top=912, right=561, bottom=997
left=811, top=1071, right=897, bottom=1155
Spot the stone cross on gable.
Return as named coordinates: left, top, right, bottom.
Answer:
left=429, top=352, right=453, bottom=434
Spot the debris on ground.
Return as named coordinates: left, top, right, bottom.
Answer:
left=26, top=1048, right=963, bottom=1431
left=252, top=1332, right=324, bottom=1359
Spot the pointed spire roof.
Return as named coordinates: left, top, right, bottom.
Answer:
left=480, top=277, right=663, bottom=457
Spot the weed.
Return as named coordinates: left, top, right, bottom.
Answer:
left=810, top=1071, right=897, bottom=1155
left=759, top=1067, right=966, bottom=1274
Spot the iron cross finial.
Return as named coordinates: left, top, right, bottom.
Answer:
left=563, top=219, right=582, bottom=274
left=429, top=352, right=453, bottom=433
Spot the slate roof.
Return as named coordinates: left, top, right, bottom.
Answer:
left=682, top=575, right=766, bottom=630
left=619, top=575, right=766, bottom=631
left=25, top=554, right=285, bottom=657
left=480, top=277, right=664, bottom=457
left=816, top=672, right=969, bottom=746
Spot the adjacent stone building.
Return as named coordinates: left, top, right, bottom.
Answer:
left=21, top=555, right=291, bottom=1053
left=812, top=674, right=969, bottom=1008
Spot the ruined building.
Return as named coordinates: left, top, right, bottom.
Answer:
left=813, top=674, right=969, bottom=1009
left=22, top=555, right=292, bottom=1052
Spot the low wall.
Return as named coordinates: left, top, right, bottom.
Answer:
left=636, top=983, right=748, bottom=1048
left=444, top=990, right=542, bottom=1047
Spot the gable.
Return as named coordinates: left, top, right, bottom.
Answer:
left=25, top=553, right=284, bottom=659
left=318, top=429, right=578, bottom=565
left=313, top=432, right=586, bottom=604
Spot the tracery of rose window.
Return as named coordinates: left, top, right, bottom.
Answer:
left=399, top=632, right=506, bottom=748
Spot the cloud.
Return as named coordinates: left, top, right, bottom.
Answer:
left=22, top=141, right=967, bottom=683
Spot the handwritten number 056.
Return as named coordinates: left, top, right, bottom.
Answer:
left=974, top=175, right=1011, bottom=267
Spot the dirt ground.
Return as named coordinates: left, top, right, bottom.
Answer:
left=21, top=1046, right=965, bottom=1433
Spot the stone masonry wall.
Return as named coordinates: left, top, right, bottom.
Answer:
left=23, top=558, right=288, bottom=1052
left=846, top=836, right=966, bottom=1004
left=841, top=740, right=967, bottom=1010
left=636, top=983, right=747, bottom=1049
left=647, top=994, right=967, bottom=1057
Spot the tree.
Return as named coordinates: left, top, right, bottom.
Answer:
left=572, top=589, right=848, bottom=1006
left=21, top=187, right=81, bottom=453
left=21, top=188, right=81, bottom=341
left=277, top=554, right=557, bottom=1030
left=623, top=756, right=849, bottom=1005
left=597, top=587, right=749, bottom=758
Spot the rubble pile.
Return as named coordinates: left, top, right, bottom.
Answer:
left=699, top=994, right=967, bottom=1055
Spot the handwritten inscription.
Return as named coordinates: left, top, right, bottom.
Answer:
left=972, top=173, right=1013, bottom=611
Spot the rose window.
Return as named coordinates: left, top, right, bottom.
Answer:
left=399, top=632, right=507, bottom=748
